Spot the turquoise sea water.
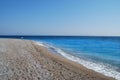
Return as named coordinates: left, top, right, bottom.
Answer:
left=0, top=36, right=120, bottom=80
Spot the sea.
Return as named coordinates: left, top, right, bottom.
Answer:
left=0, top=36, right=120, bottom=80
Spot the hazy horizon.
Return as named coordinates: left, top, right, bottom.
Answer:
left=0, top=0, right=120, bottom=36
left=0, top=35, right=120, bottom=37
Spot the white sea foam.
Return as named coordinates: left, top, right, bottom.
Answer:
left=35, top=41, right=120, bottom=80
left=34, top=41, right=45, bottom=47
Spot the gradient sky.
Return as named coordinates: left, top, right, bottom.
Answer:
left=0, top=0, right=120, bottom=36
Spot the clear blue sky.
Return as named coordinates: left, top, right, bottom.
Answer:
left=0, top=0, right=120, bottom=36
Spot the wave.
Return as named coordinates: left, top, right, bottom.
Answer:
left=35, top=41, right=120, bottom=80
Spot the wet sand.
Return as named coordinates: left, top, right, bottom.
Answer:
left=0, top=39, right=115, bottom=80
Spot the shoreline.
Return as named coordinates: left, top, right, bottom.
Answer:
left=33, top=41, right=115, bottom=80
left=34, top=41, right=120, bottom=80
left=0, top=39, right=115, bottom=80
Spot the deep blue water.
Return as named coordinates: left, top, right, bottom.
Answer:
left=0, top=36, right=120, bottom=79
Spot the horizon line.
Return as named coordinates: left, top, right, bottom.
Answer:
left=0, top=35, right=120, bottom=37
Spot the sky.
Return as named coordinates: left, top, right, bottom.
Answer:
left=0, top=0, right=120, bottom=36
